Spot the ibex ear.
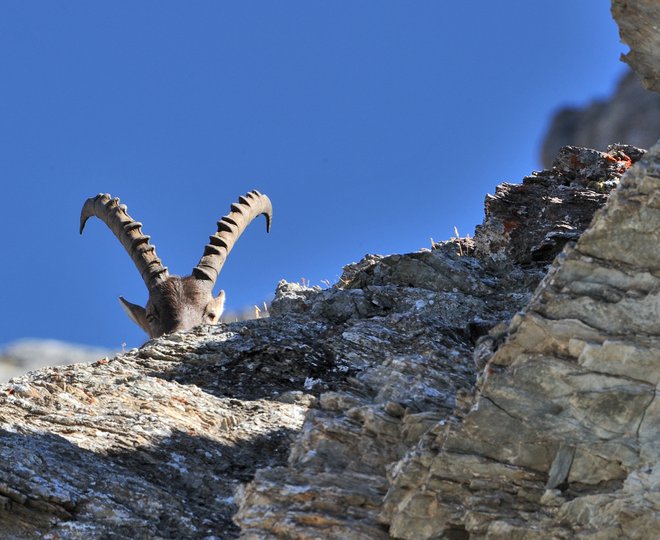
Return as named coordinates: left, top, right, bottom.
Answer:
left=119, top=296, right=150, bottom=334
left=204, top=290, right=226, bottom=323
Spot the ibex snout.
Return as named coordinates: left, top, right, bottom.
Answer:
left=119, top=277, right=226, bottom=338
left=80, top=191, right=272, bottom=340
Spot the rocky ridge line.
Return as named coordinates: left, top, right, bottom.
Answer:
left=383, top=141, right=660, bottom=539
left=234, top=143, right=657, bottom=539
left=0, top=144, right=644, bottom=539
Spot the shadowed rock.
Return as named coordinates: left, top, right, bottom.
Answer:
left=2, top=141, right=658, bottom=538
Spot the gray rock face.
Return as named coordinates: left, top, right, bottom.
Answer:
left=3, top=8, right=660, bottom=537
left=234, top=247, right=539, bottom=539
left=383, top=142, right=660, bottom=539
left=0, top=327, right=313, bottom=538
left=476, top=144, right=641, bottom=265
left=540, top=70, right=660, bottom=168
left=1, top=249, right=517, bottom=539
left=612, top=0, right=660, bottom=92
left=1, top=141, right=657, bottom=538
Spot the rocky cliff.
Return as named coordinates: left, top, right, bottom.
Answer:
left=236, top=144, right=658, bottom=539
left=1, top=141, right=655, bottom=539
left=382, top=142, right=660, bottom=539
left=1, top=4, right=659, bottom=538
left=611, top=0, right=660, bottom=92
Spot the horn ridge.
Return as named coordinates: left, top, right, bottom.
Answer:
left=80, top=194, right=169, bottom=290
left=192, top=191, right=272, bottom=285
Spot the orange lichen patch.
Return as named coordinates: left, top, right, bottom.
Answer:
left=605, top=152, right=633, bottom=171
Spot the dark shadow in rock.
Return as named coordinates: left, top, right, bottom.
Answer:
left=140, top=315, right=357, bottom=401
left=0, top=426, right=296, bottom=539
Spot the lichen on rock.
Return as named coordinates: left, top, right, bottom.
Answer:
left=383, top=142, right=660, bottom=540
left=1, top=139, right=658, bottom=538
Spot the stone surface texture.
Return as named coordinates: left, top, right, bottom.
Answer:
left=382, top=142, right=660, bottom=540
left=2, top=9, right=659, bottom=533
left=612, top=0, right=660, bottom=92
left=1, top=141, right=654, bottom=539
left=475, top=144, right=639, bottom=265
left=540, top=70, right=660, bottom=168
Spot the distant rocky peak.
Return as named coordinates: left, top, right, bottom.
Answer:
left=540, top=70, right=660, bottom=168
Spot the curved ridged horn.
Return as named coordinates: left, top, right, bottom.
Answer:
left=192, top=190, right=272, bottom=284
left=80, top=193, right=169, bottom=289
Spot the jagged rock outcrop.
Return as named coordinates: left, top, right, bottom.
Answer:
left=612, top=0, right=660, bottom=92
left=540, top=70, right=660, bottom=168
left=3, top=6, right=658, bottom=538
left=0, top=325, right=316, bottom=538
left=1, top=245, right=532, bottom=538
left=235, top=146, right=658, bottom=539
left=1, top=142, right=651, bottom=539
left=383, top=141, right=660, bottom=539
left=232, top=252, right=538, bottom=538
left=476, top=144, right=639, bottom=264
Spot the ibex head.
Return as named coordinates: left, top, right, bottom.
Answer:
left=80, top=191, right=272, bottom=339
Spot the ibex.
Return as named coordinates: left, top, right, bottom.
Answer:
left=80, top=190, right=272, bottom=339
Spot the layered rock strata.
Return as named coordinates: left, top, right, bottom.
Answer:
left=0, top=143, right=654, bottom=539
left=383, top=142, right=660, bottom=539
left=3, top=5, right=660, bottom=536
left=236, top=144, right=660, bottom=538
left=236, top=143, right=643, bottom=538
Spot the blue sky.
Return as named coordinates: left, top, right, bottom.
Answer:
left=0, top=1, right=627, bottom=349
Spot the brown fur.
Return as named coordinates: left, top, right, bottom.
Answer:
left=121, top=276, right=225, bottom=339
